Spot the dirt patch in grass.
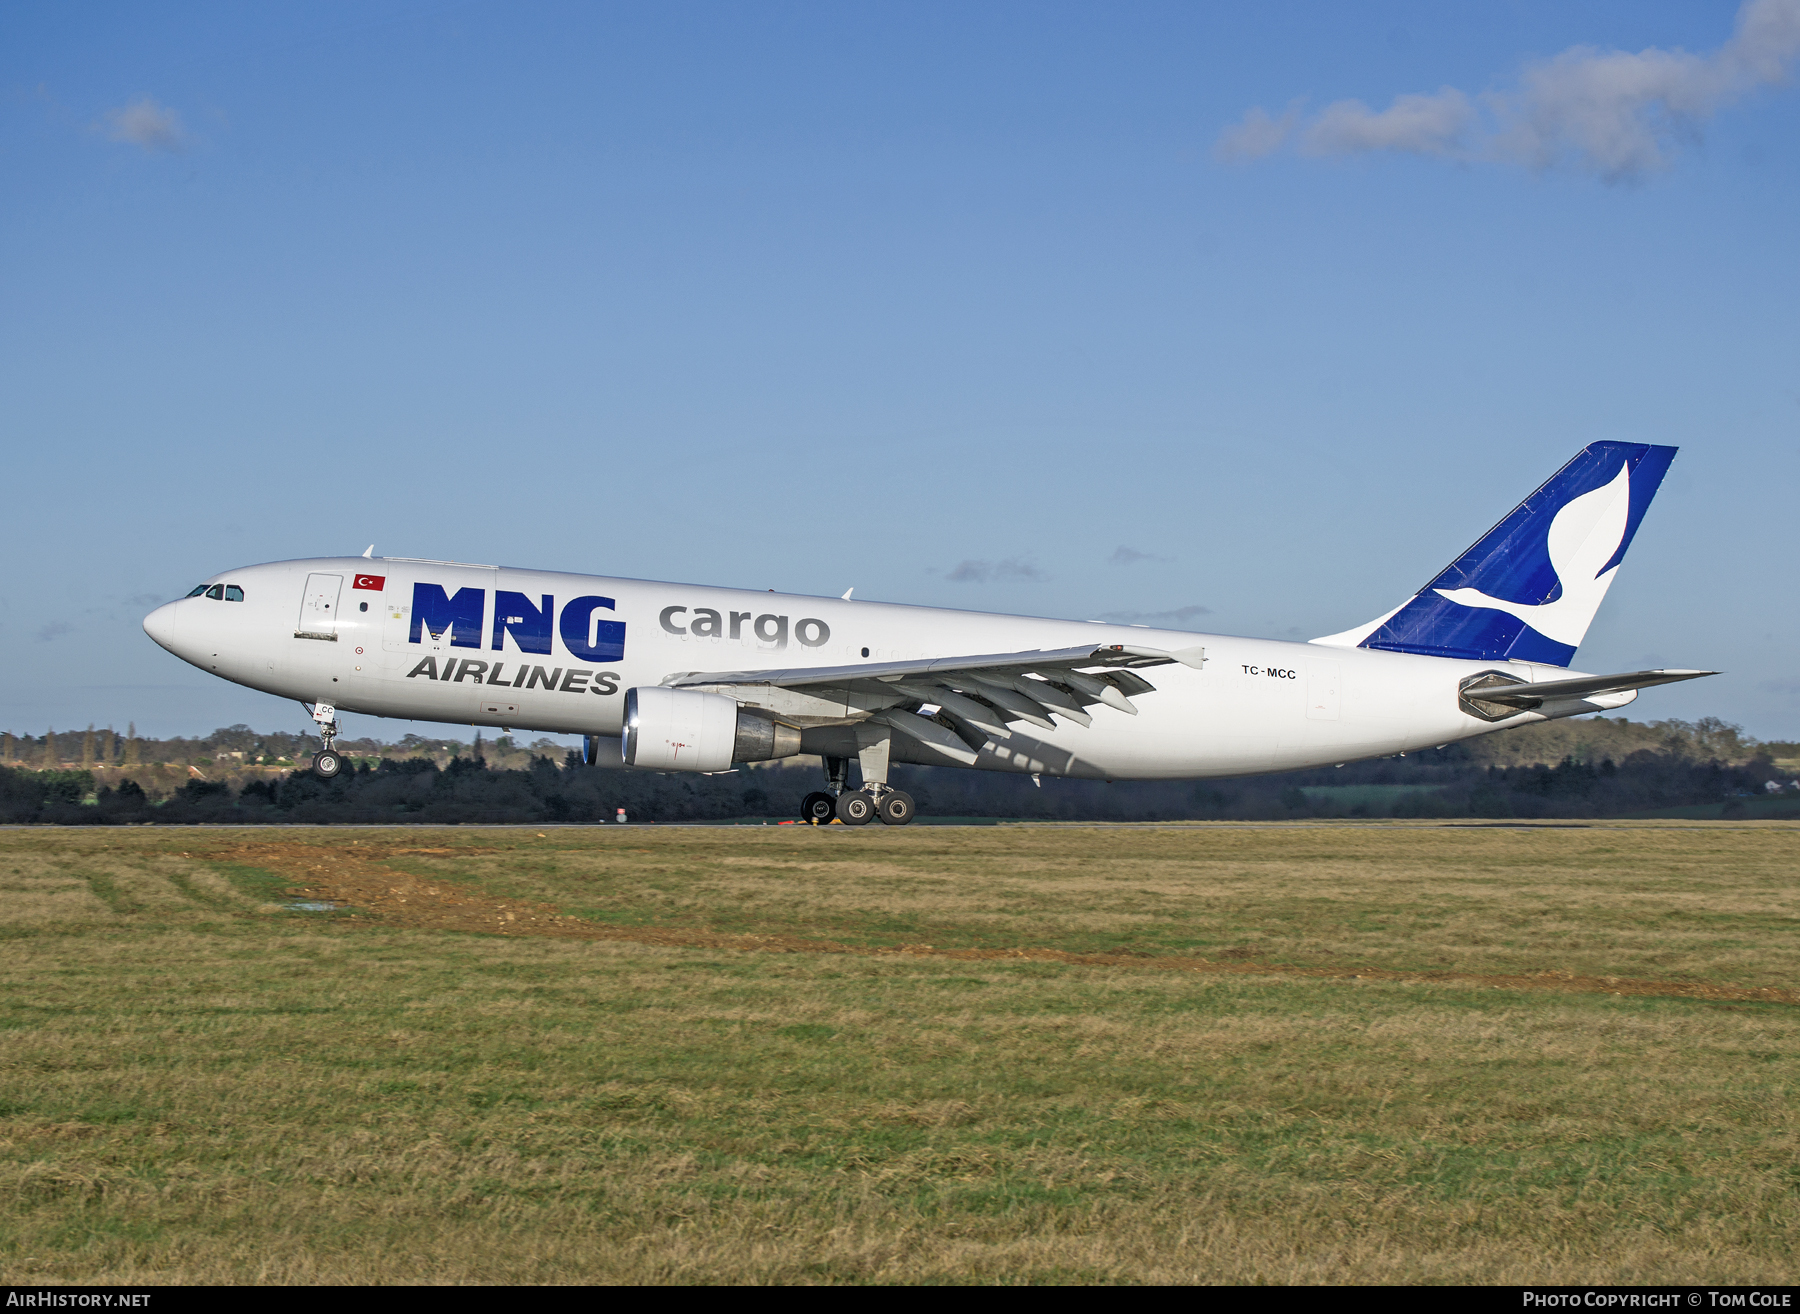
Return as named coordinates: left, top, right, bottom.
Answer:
left=9, top=826, right=1800, bottom=1283
left=206, top=840, right=1800, bottom=1007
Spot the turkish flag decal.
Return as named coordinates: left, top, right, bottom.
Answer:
left=353, top=574, right=386, bottom=591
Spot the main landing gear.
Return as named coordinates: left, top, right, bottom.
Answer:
left=308, top=702, right=344, bottom=779
left=800, top=785, right=916, bottom=826
left=799, top=741, right=916, bottom=826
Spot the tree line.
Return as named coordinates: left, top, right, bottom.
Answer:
left=0, top=724, right=480, bottom=772
left=1, top=714, right=1795, bottom=824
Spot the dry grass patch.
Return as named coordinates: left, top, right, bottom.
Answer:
left=0, top=825, right=1796, bottom=1283
left=522, top=827, right=1792, bottom=979
left=194, top=823, right=1800, bottom=995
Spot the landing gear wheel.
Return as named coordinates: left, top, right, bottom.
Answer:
left=877, top=789, right=915, bottom=826
left=801, top=791, right=837, bottom=825
left=835, top=790, right=876, bottom=826
left=313, top=749, right=343, bottom=779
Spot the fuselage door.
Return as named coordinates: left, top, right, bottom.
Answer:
left=299, top=573, right=344, bottom=639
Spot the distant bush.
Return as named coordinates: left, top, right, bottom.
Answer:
left=0, top=715, right=1792, bottom=825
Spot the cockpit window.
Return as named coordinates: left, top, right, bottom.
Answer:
left=186, top=585, right=208, bottom=598
left=206, top=585, right=225, bottom=600
left=224, top=585, right=245, bottom=602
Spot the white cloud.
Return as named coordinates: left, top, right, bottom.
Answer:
left=104, top=97, right=183, bottom=152
left=1212, top=102, right=1301, bottom=161
left=944, top=558, right=1047, bottom=583
left=1108, top=545, right=1171, bottom=566
left=1095, top=604, right=1211, bottom=628
left=1216, top=0, right=1800, bottom=181
left=1300, top=88, right=1474, bottom=158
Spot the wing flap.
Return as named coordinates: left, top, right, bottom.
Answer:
left=871, top=708, right=983, bottom=765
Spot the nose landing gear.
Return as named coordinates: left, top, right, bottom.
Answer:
left=307, top=702, right=344, bottom=779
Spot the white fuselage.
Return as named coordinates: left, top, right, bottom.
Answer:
left=143, top=556, right=1611, bottom=779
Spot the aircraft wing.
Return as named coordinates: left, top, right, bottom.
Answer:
left=662, top=642, right=1208, bottom=758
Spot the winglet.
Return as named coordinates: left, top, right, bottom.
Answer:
left=362, top=545, right=375, bottom=559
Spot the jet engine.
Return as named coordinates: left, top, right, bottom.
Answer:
left=622, top=686, right=803, bottom=771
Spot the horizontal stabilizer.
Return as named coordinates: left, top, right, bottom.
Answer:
left=1462, top=668, right=1716, bottom=711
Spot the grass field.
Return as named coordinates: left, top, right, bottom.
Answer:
left=2, top=822, right=1797, bottom=1284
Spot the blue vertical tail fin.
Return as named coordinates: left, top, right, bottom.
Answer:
left=1310, top=442, right=1677, bottom=667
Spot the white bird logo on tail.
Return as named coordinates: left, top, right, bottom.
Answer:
left=1433, top=461, right=1631, bottom=648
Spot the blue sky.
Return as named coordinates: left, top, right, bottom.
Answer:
left=4, top=1, right=1797, bottom=742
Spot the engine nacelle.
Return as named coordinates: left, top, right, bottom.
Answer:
left=621, top=686, right=803, bottom=772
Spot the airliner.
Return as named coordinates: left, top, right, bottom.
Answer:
left=143, top=442, right=1712, bottom=825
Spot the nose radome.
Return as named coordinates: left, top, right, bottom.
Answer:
left=143, top=601, right=180, bottom=653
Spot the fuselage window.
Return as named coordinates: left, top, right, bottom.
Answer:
left=186, top=585, right=208, bottom=598
left=224, top=585, right=245, bottom=602
left=205, top=585, right=225, bottom=600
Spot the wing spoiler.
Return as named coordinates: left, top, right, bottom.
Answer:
left=662, top=642, right=1207, bottom=690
